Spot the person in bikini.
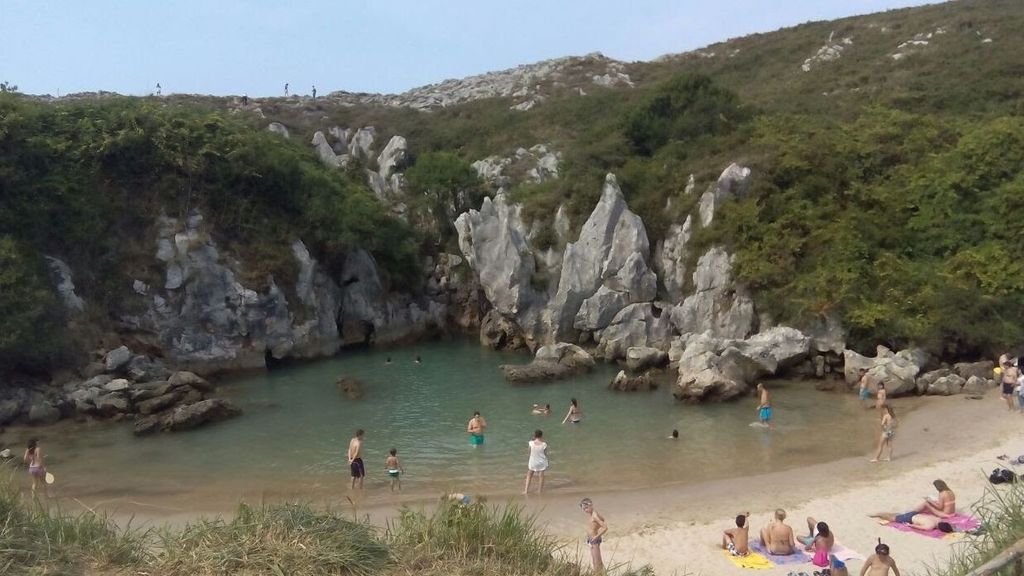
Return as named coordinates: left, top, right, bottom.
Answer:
left=860, top=540, right=900, bottom=576
left=760, top=508, right=796, bottom=555
left=722, top=512, right=750, bottom=556
left=532, top=404, right=551, bottom=415
left=580, top=498, right=608, bottom=574
left=799, top=519, right=835, bottom=568
left=870, top=405, right=897, bottom=462
left=23, top=439, right=46, bottom=498
left=385, top=448, right=404, bottom=492
left=912, top=479, right=956, bottom=518
left=562, top=398, right=582, bottom=424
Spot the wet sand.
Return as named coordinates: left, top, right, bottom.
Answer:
left=11, top=390, right=1017, bottom=575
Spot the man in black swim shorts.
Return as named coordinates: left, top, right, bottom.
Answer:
left=347, top=429, right=365, bottom=489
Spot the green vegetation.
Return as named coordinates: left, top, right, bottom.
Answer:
left=926, top=478, right=1024, bottom=576
left=0, top=467, right=631, bottom=576
left=403, top=151, right=484, bottom=251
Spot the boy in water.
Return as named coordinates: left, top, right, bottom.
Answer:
left=580, top=498, right=608, bottom=574
left=756, top=383, right=773, bottom=429
left=722, top=512, right=750, bottom=556
left=385, top=448, right=404, bottom=492
left=860, top=540, right=900, bottom=576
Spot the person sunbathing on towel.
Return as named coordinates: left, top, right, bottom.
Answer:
left=869, top=512, right=955, bottom=533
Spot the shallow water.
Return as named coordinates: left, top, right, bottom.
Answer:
left=17, top=340, right=883, bottom=510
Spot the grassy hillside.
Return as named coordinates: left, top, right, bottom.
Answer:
left=3, top=0, right=1023, bottom=375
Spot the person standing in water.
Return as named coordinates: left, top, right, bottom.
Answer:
left=347, top=429, right=365, bottom=489
left=871, top=405, right=897, bottom=462
left=467, top=411, right=487, bottom=446
left=580, top=498, right=608, bottom=574
left=561, top=398, right=582, bottom=424
left=876, top=383, right=887, bottom=412
left=385, top=448, right=404, bottom=492
left=524, top=429, right=549, bottom=494
left=23, top=439, right=46, bottom=498
left=756, top=383, right=773, bottom=429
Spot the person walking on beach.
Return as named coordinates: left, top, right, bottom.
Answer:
left=860, top=540, right=900, bottom=576
left=580, top=498, right=608, bottom=574
left=347, top=429, right=365, bottom=489
left=722, top=512, right=750, bottom=556
left=871, top=405, right=897, bottom=462
left=385, top=448, right=404, bottom=492
left=561, top=398, right=582, bottom=424
left=857, top=368, right=872, bottom=405
left=876, top=383, right=887, bottom=412
left=524, top=429, right=548, bottom=494
left=23, top=439, right=46, bottom=498
left=756, top=383, right=773, bottom=429
left=467, top=411, right=487, bottom=446
left=759, top=509, right=796, bottom=555
left=1001, top=356, right=1019, bottom=411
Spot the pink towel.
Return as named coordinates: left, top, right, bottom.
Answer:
left=885, top=513, right=980, bottom=539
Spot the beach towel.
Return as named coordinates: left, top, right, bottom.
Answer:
left=748, top=540, right=811, bottom=565
left=830, top=543, right=865, bottom=562
left=721, top=549, right=772, bottom=569
left=884, top=513, right=981, bottom=539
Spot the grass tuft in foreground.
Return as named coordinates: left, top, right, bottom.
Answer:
left=926, top=474, right=1024, bottom=576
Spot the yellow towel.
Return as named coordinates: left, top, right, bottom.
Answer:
left=722, top=549, right=773, bottom=569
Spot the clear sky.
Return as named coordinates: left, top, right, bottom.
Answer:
left=1, top=0, right=939, bottom=97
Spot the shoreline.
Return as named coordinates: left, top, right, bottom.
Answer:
left=9, top=388, right=1016, bottom=574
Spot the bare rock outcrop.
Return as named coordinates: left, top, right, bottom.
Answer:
left=842, top=346, right=922, bottom=396
left=502, top=343, right=594, bottom=384
left=670, top=247, right=756, bottom=340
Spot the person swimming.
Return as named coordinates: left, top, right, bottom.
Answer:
left=668, top=429, right=679, bottom=439
left=532, top=404, right=551, bottom=414
left=561, top=398, right=582, bottom=424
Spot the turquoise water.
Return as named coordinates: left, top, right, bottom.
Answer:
left=35, top=340, right=879, bottom=510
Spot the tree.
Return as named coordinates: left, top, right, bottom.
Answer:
left=0, top=236, right=64, bottom=374
left=403, top=152, right=483, bottom=250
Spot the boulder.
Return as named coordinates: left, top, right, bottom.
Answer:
left=698, top=163, right=751, bottom=227
left=843, top=347, right=923, bottom=396
left=168, top=371, right=212, bottom=393
left=311, top=131, right=341, bottom=168
left=954, top=361, right=995, bottom=381
left=337, top=376, right=365, bottom=400
left=93, top=394, right=130, bottom=417
left=133, top=415, right=163, bottom=436
left=27, top=400, right=60, bottom=425
left=103, top=379, right=131, bottom=393
left=926, top=374, right=966, bottom=396
left=104, top=346, right=132, bottom=372
left=653, top=216, right=692, bottom=302
left=917, top=368, right=951, bottom=395
left=44, top=256, right=85, bottom=313
left=626, top=346, right=669, bottom=371
left=67, top=387, right=100, bottom=413
left=502, top=361, right=577, bottom=383
left=670, top=247, right=756, bottom=340
left=803, top=313, right=846, bottom=355
left=962, top=375, right=991, bottom=396
left=266, top=122, right=290, bottom=138
left=534, top=343, right=595, bottom=370
left=0, top=399, right=23, bottom=425
left=609, top=370, right=658, bottom=392
left=82, top=374, right=114, bottom=389
left=377, top=135, right=408, bottom=181
left=129, top=381, right=173, bottom=402
left=127, top=355, right=171, bottom=383
left=136, top=390, right=184, bottom=415
left=595, top=303, right=674, bottom=360
left=164, top=399, right=241, bottom=432
left=733, top=327, right=811, bottom=374
left=81, top=361, right=106, bottom=378
left=348, top=127, right=376, bottom=160
left=479, top=309, right=527, bottom=351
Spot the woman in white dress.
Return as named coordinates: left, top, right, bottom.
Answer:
left=524, top=429, right=549, bottom=494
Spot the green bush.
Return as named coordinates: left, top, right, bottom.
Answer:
left=403, top=151, right=484, bottom=252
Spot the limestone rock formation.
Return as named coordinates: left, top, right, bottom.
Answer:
left=670, top=247, right=756, bottom=340
left=337, top=376, right=365, bottom=400
left=163, top=399, right=242, bottom=432
left=842, top=346, right=922, bottom=396
left=266, top=122, right=290, bottom=138
left=653, top=216, right=692, bottom=302
left=377, top=135, right=408, bottom=182
left=44, top=256, right=85, bottom=313
left=104, top=346, right=132, bottom=372
left=625, top=346, right=669, bottom=371
left=954, top=361, right=994, bottom=381
left=609, top=370, right=657, bottom=391
left=502, top=342, right=594, bottom=383
left=311, top=131, right=342, bottom=168
left=348, top=127, right=376, bottom=160
left=698, top=163, right=752, bottom=227
left=595, top=303, right=673, bottom=360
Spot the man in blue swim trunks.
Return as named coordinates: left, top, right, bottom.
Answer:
left=467, top=411, right=487, bottom=447
left=870, top=511, right=954, bottom=533
left=757, top=383, right=774, bottom=430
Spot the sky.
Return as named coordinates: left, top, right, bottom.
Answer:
left=0, top=0, right=940, bottom=97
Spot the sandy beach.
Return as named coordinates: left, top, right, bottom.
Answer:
left=521, top=391, right=1021, bottom=575
left=41, top=388, right=1021, bottom=575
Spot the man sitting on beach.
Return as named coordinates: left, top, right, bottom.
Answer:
left=759, top=508, right=796, bottom=555
left=722, top=512, right=750, bottom=556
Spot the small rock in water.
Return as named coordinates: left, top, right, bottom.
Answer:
left=337, top=376, right=365, bottom=400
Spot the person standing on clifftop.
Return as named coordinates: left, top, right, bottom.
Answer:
left=284, top=82, right=289, bottom=96
left=312, top=85, right=317, bottom=100
left=155, top=83, right=161, bottom=96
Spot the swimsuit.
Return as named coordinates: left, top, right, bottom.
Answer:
left=859, top=388, right=871, bottom=400
left=469, top=433, right=484, bottom=446
left=727, top=541, right=748, bottom=557
left=759, top=406, right=773, bottom=421
left=1003, top=382, right=1015, bottom=395
left=895, top=511, right=916, bottom=524
left=388, top=469, right=400, bottom=479
left=350, top=458, right=365, bottom=478
left=28, top=465, right=44, bottom=478
left=586, top=535, right=602, bottom=546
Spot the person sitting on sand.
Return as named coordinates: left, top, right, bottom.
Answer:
left=798, top=519, right=834, bottom=567
left=869, top=512, right=956, bottom=533
left=912, top=479, right=956, bottom=518
left=722, top=512, right=750, bottom=556
left=760, top=508, right=796, bottom=555
left=532, top=403, right=551, bottom=415
left=859, top=539, right=900, bottom=576
left=668, top=429, right=679, bottom=439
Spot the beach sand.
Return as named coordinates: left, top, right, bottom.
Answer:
left=522, top=392, right=1021, bottom=575
left=78, top=389, right=1022, bottom=575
